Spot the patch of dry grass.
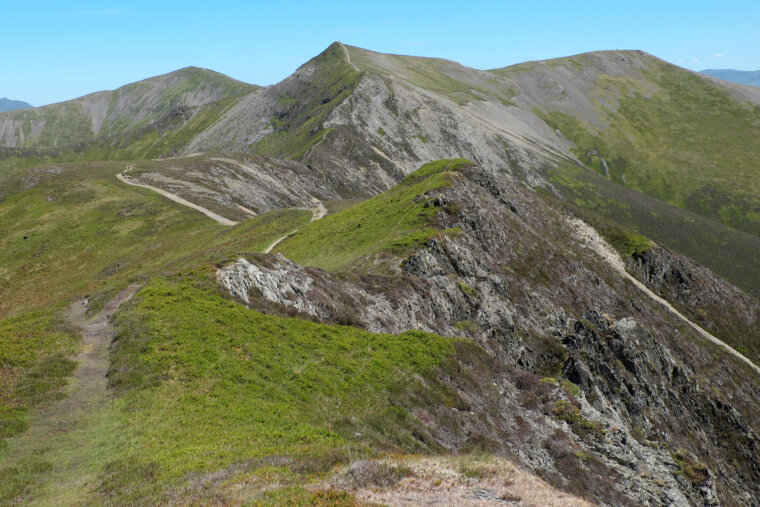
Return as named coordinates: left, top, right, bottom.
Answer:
left=341, top=455, right=594, bottom=506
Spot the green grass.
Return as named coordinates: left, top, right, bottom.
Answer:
left=97, top=268, right=461, bottom=502
left=252, top=43, right=363, bottom=160
left=9, top=101, right=94, bottom=147
left=0, top=67, right=255, bottom=152
left=323, top=198, right=366, bottom=215
left=0, top=161, right=312, bottom=319
left=542, top=163, right=760, bottom=297
left=596, top=224, right=652, bottom=259
left=536, top=61, right=760, bottom=239
left=277, top=159, right=473, bottom=272
left=0, top=159, right=311, bottom=458
left=0, top=162, right=315, bottom=503
left=540, top=171, right=760, bottom=363
left=0, top=311, right=78, bottom=442
left=85, top=93, right=251, bottom=161
left=0, top=372, right=124, bottom=505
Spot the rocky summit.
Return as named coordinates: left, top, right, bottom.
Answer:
left=1, top=43, right=760, bottom=506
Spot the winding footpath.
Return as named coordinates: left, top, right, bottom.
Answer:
left=340, top=42, right=359, bottom=71
left=569, top=218, right=760, bottom=378
left=263, top=201, right=327, bottom=254
left=1, top=284, right=140, bottom=503
left=117, top=165, right=238, bottom=226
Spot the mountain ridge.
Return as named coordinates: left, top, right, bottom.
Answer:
left=3, top=43, right=759, bottom=295
left=2, top=43, right=760, bottom=503
left=0, top=97, right=32, bottom=113
left=701, top=68, right=760, bottom=87
left=0, top=67, right=256, bottom=148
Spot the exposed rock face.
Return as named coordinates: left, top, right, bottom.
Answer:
left=626, top=244, right=760, bottom=366
left=125, top=154, right=338, bottom=221
left=218, top=165, right=760, bottom=506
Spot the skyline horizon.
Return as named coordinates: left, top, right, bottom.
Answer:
left=4, top=42, right=758, bottom=108
left=2, top=0, right=758, bottom=106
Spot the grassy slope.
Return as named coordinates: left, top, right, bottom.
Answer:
left=545, top=162, right=760, bottom=296
left=0, top=161, right=312, bottom=318
left=0, top=158, right=482, bottom=504
left=0, top=92, right=252, bottom=165
left=93, top=269, right=462, bottom=503
left=276, top=158, right=471, bottom=271
left=0, top=68, right=255, bottom=149
left=0, top=311, right=78, bottom=442
left=253, top=43, right=363, bottom=160
left=0, top=161, right=312, bottom=445
left=531, top=58, right=760, bottom=238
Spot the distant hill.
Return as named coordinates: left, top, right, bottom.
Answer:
left=2, top=45, right=760, bottom=296
left=3, top=44, right=760, bottom=506
left=0, top=67, right=256, bottom=149
left=0, top=97, right=32, bottom=112
left=701, top=68, right=760, bottom=87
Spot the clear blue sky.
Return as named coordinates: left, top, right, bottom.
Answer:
left=2, top=0, right=758, bottom=106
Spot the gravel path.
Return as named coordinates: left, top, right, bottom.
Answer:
left=263, top=201, right=326, bottom=254
left=569, top=217, right=760, bottom=378
left=117, top=165, right=238, bottom=226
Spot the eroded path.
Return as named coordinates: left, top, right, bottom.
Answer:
left=263, top=201, right=327, bottom=254
left=569, top=218, right=760, bottom=378
left=117, top=165, right=238, bottom=226
left=0, top=284, right=140, bottom=505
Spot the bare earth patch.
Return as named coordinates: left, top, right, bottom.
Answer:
left=337, top=455, right=594, bottom=506
left=0, top=284, right=139, bottom=504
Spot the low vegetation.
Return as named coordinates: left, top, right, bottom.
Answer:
left=252, top=43, right=363, bottom=160
left=277, top=158, right=473, bottom=271
left=0, top=161, right=312, bottom=318
left=0, top=159, right=312, bottom=484
left=99, top=268, right=462, bottom=502
left=0, top=311, right=77, bottom=442
left=536, top=61, right=760, bottom=240
left=544, top=163, right=760, bottom=296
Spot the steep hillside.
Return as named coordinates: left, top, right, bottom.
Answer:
left=491, top=51, right=760, bottom=238
left=0, top=159, right=593, bottom=505
left=117, top=153, right=338, bottom=222
left=184, top=45, right=760, bottom=294
left=226, top=160, right=760, bottom=505
left=3, top=43, right=760, bottom=505
left=0, top=68, right=255, bottom=149
left=3, top=158, right=758, bottom=504
left=0, top=98, right=32, bottom=113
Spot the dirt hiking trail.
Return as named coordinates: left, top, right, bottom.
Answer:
left=117, top=165, right=238, bottom=226
left=263, top=201, right=327, bottom=254
left=569, top=218, right=760, bottom=378
left=0, top=284, right=140, bottom=505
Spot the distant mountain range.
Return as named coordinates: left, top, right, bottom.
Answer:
left=3, top=43, right=760, bottom=505
left=701, top=68, right=760, bottom=87
left=3, top=45, right=759, bottom=297
left=0, top=97, right=32, bottom=112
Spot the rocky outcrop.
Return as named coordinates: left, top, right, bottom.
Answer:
left=125, top=154, right=339, bottom=221
left=626, top=244, right=760, bottom=366
left=218, top=165, right=760, bottom=505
